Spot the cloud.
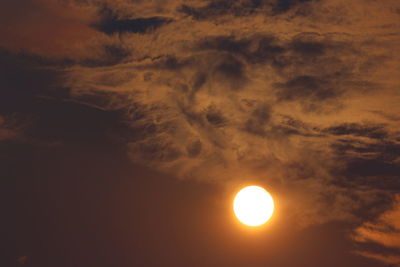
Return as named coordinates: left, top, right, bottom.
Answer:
left=94, top=16, right=172, bottom=34
left=2, top=0, right=400, bottom=252
left=93, top=5, right=173, bottom=35
left=352, top=195, right=400, bottom=266
left=275, top=75, right=340, bottom=104
left=178, top=0, right=317, bottom=19
left=52, top=0, right=400, bottom=233
left=324, top=123, right=388, bottom=139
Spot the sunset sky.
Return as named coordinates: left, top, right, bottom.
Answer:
left=4, top=0, right=400, bottom=266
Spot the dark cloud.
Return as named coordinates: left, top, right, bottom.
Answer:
left=274, top=115, right=322, bottom=137
left=186, top=139, right=202, bottom=157
left=178, top=0, right=262, bottom=19
left=290, top=41, right=324, bottom=58
left=179, top=0, right=316, bottom=19
left=196, top=33, right=370, bottom=113
left=324, top=123, right=388, bottom=139
left=213, top=54, right=248, bottom=89
left=243, top=103, right=272, bottom=136
left=275, top=75, right=340, bottom=102
left=328, top=135, right=400, bottom=201
left=195, top=32, right=357, bottom=77
left=82, top=44, right=131, bottom=66
left=272, top=0, right=314, bottom=14
left=192, top=72, right=208, bottom=91
left=335, top=157, right=400, bottom=188
left=332, top=139, right=400, bottom=162
left=197, top=35, right=252, bottom=54
left=352, top=195, right=400, bottom=265
left=196, top=35, right=285, bottom=64
left=147, top=55, right=193, bottom=71
left=94, top=17, right=172, bottom=35
left=205, top=105, right=227, bottom=127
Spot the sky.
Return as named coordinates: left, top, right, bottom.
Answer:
left=3, top=0, right=400, bottom=266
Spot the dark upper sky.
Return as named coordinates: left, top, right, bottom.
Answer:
left=3, top=0, right=400, bottom=266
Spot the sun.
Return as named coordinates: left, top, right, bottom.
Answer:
left=233, top=185, right=274, bottom=227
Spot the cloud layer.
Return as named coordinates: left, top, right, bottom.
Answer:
left=2, top=0, right=400, bottom=264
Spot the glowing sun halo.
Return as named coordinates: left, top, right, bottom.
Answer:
left=233, top=186, right=274, bottom=227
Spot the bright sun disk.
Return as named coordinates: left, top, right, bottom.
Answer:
left=233, top=185, right=274, bottom=227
